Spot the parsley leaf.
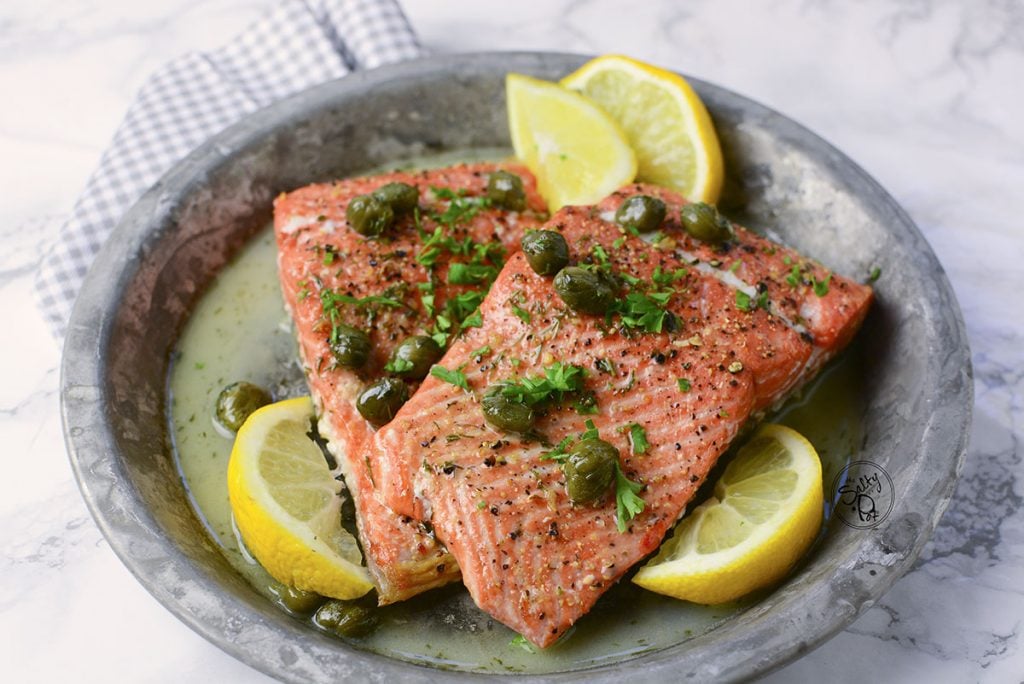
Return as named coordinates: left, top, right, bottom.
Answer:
left=448, top=262, right=498, bottom=285
left=429, top=186, right=492, bottom=228
left=677, top=378, right=692, bottom=392
left=510, top=302, right=531, bottom=324
left=500, top=362, right=587, bottom=406
left=384, top=357, right=414, bottom=374
left=459, top=309, right=483, bottom=330
left=628, top=423, right=649, bottom=455
left=430, top=364, right=469, bottom=390
left=785, top=265, right=802, bottom=287
left=470, top=344, right=492, bottom=358
left=813, top=273, right=831, bottom=297
left=510, top=634, right=535, bottom=652
left=579, top=419, right=600, bottom=441
left=651, top=266, right=686, bottom=288
left=614, top=464, right=645, bottom=532
left=867, top=266, right=882, bottom=283
left=615, top=291, right=673, bottom=333
left=540, top=436, right=574, bottom=462
left=735, top=290, right=752, bottom=312
left=734, top=289, right=769, bottom=313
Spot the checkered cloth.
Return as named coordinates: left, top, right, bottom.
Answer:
left=35, top=0, right=422, bottom=340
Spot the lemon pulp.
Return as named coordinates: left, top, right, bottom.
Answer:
left=227, top=396, right=373, bottom=600
left=561, top=54, right=724, bottom=203
left=633, top=424, right=823, bottom=604
left=506, top=72, right=636, bottom=211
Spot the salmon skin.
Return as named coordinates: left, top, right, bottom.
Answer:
left=367, top=183, right=871, bottom=644
left=273, top=163, right=547, bottom=603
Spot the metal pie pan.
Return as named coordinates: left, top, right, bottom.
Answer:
left=61, top=52, right=971, bottom=682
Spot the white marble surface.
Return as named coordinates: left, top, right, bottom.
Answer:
left=2, top=0, right=1022, bottom=681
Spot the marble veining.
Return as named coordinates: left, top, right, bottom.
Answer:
left=1, top=0, right=1021, bottom=682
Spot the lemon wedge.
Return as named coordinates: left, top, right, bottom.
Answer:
left=227, top=396, right=373, bottom=599
left=506, top=72, right=637, bottom=211
left=633, top=424, right=823, bottom=604
left=561, top=54, right=724, bottom=203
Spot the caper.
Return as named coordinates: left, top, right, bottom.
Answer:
left=270, top=583, right=324, bottom=615
left=553, top=266, right=616, bottom=315
left=389, top=335, right=443, bottom=380
left=329, top=324, right=372, bottom=368
left=214, top=381, right=271, bottom=432
left=614, top=195, right=667, bottom=234
left=563, top=438, right=618, bottom=503
left=372, top=182, right=419, bottom=215
left=486, top=170, right=526, bottom=210
left=356, top=377, right=409, bottom=426
left=481, top=384, right=535, bottom=434
left=347, top=194, right=394, bottom=237
left=521, top=230, right=569, bottom=276
left=314, top=598, right=379, bottom=638
left=679, top=202, right=733, bottom=244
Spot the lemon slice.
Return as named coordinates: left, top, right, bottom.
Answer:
left=561, top=54, right=724, bottom=203
left=633, top=424, right=822, bottom=604
left=506, top=72, right=637, bottom=211
left=227, top=396, right=373, bottom=599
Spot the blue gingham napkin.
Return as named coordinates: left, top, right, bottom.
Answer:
left=35, top=0, right=422, bottom=339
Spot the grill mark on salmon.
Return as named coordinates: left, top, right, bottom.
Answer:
left=274, top=163, right=547, bottom=603
left=368, top=188, right=870, bottom=644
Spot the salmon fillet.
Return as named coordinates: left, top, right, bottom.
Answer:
left=596, top=185, right=873, bottom=390
left=367, top=184, right=871, bottom=643
left=273, top=163, right=547, bottom=603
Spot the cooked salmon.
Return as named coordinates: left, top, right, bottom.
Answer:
left=367, top=184, right=871, bottom=644
left=273, top=163, right=547, bottom=603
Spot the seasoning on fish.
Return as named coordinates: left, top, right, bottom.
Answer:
left=366, top=184, right=871, bottom=643
left=274, top=163, right=547, bottom=603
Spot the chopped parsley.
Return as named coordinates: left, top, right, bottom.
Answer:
left=540, top=436, right=574, bottom=462
left=652, top=266, right=686, bottom=288
left=430, top=364, right=469, bottom=391
left=614, top=464, right=646, bottom=532
left=785, top=265, right=802, bottom=287
left=459, top=308, right=483, bottom=330
left=614, top=291, right=673, bottom=333
left=628, top=423, right=649, bottom=455
left=677, top=378, right=692, bottom=392
left=499, top=362, right=587, bottom=406
left=867, top=266, right=882, bottom=283
left=429, top=186, right=492, bottom=228
left=813, top=273, right=831, bottom=297
left=470, top=344, right=492, bottom=358
left=447, top=262, right=498, bottom=285
left=510, top=634, right=535, bottom=652
left=735, top=289, right=769, bottom=313
left=510, top=302, right=531, bottom=324
left=384, top=357, right=414, bottom=374
left=318, top=284, right=404, bottom=344
left=579, top=418, right=600, bottom=441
